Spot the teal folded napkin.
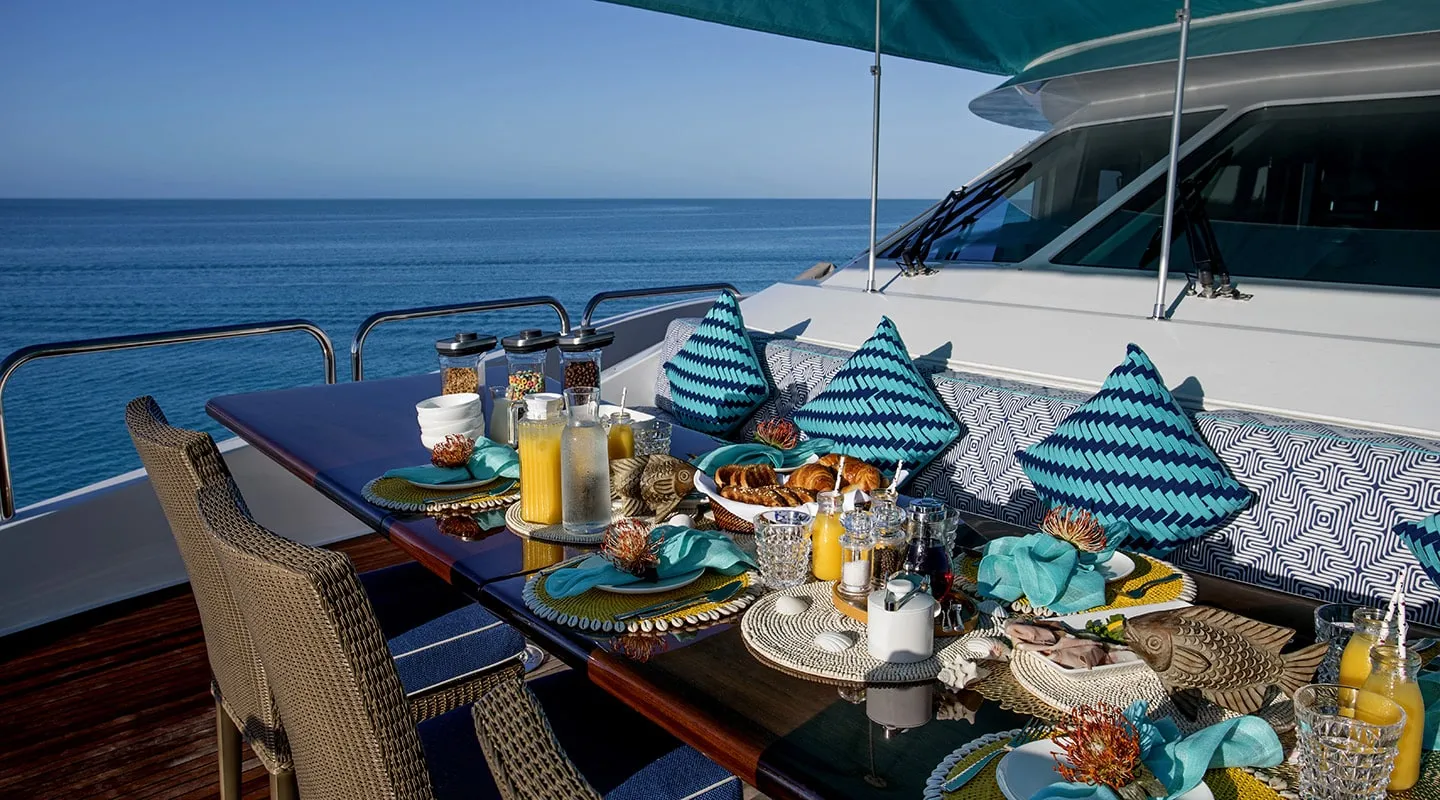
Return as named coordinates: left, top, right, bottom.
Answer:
left=1033, top=700, right=1283, bottom=800
left=545, top=525, right=756, bottom=598
left=691, top=438, right=838, bottom=475
left=383, top=437, right=520, bottom=485
left=976, top=521, right=1131, bottom=615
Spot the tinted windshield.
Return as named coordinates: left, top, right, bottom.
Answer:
left=881, top=112, right=1218, bottom=265
left=1056, top=95, right=1440, bottom=289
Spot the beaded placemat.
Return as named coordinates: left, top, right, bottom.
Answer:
left=922, top=728, right=1300, bottom=800
left=522, top=568, right=759, bottom=634
left=954, top=552, right=1196, bottom=617
left=361, top=476, right=518, bottom=513
left=504, top=503, right=606, bottom=545
left=740, top=580, right=978, bottom=685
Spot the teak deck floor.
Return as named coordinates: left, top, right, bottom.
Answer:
left=0, top=534, right=411, bottom=800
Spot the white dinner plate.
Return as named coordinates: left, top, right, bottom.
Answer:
left=403, top=474, right=501, bottom=492
left=996, top=739, right=1213, bottom=800
left=1098, top=551, right=1136, bottom=582
left=597, top=568, right=705, bottom=594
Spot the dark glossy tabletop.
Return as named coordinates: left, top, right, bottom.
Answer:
left=206, top=375, right=1032, bottom=798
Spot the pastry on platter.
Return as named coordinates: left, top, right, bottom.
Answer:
left=720, top=485, right=816, bottom=507
left=786, top=463, right=838, bottom=493
left=715, top=463, right=779, bottom=489
left=816, top=453, right=885, bottom=493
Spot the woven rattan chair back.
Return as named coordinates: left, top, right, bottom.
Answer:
left=470, top=673, right=602, bottom=800
left=197, top=481, right=436, bottom=800
left=124, top=395, right=290, bottom=772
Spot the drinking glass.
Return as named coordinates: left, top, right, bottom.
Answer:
left=754, top=509, right=813, bottom=590
left=1293, top=684, right=1407, bottom=800
left=634, top=420, right=673, bottom=456
left=1315, top=603, right=1365, bottom=684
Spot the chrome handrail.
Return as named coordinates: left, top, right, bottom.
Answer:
left=580, top=283, right=741, bottom=328
left=350, top=296, right=571, bottom=381
left=0, top=319, right=336, bottom=522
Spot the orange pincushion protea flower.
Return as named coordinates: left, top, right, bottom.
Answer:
left=603, top=518, right=663, bottom=578
left=430, top=434, right=475, bottom=468
left=1041, top=506, right=1108, bottom=554
left=1052, top=704, right=1143, bottom=791
left=754, top=418, right=800, bottom=451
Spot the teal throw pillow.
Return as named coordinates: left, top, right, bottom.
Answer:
left=791, top=317, right=960, bottom=473
left=1396, top=513, right=1440, bottom=587
left=661, top=293, right=770, bottom=436
left=1015, top=343, right=1252, bottom=555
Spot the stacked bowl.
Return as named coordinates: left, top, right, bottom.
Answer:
left=416, top=393, right=483, bottom=449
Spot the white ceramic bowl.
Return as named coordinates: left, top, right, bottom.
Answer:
left=419, top=412, right=484, bottom=438
left=416, top=393, right=482, bottom=423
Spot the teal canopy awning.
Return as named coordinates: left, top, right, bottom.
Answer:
left=598, top=0, right=1440, bottom=78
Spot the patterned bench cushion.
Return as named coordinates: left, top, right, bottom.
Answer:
left=651, top=319, right=1440, bottom=623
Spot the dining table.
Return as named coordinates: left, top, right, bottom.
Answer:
left=206, top=372, right=1334, bottom=800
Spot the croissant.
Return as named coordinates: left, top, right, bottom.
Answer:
left=720, top=485, right=816, bottom=507
left=787, top=463, right=838, bottom=493
left=716, top=464, right=779, bottom=490
left=816, top=454, right=885, bottom=493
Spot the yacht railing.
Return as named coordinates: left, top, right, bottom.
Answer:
left=580, top=283, right=741, bottom=328
left=0, top=319, right=336, bottom=522
left=350, top=296, right=571, bottom=382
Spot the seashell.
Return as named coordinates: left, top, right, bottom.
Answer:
left=610, top=457, right=649, bottom=516
left=960, top=636, right=1011, bottom=661
left=937, top=657, right=989, bottom=690
left=774, top=595, right=811, bottom=616
left=640, top=455, right=698, bottom=520
left=812, top=631, right=856, bottom=653
left=666, top=513, right=694, bottom=528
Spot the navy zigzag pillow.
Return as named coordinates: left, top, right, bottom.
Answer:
left=792, top=317, right=960, bottom=473
left=1015, top=343, right=1252, bottom=554
left=661, top=293, right=770, bottom=436
left=1396, top=513, right=1440, bottom=588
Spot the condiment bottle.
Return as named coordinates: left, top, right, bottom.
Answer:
left=838, top=510, right=875, bottom=603
left=560, top=387, right=612, bottom=536
left=501, top=329, right=559, bottom=402
left=436, top=332, right=496, bottom=395
left=867, top=574, right=935, bottom=664
left=811, top=490, right=845, bottom=582
left=1339, top=607, right=1396, bottom=688
left=1360, top=644, right=1424, bottom=791
left=902, top=498, right=947, bottom=593
left=488, top=386, right=515, bottom=447
left=605, top=411, right=635, bottom=459
left=556, top=326, right=614, bottom=393
left=869, top=500, right=908, bottom=591
left=517, top=393, right=565, bottom=526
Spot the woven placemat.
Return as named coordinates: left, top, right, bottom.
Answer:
left=504, top=503, right=607, bottom=545
left=954, top=552, right=1196, bottom=617
left=522, top=568, right=759, bottom=634
left=740, top=580, right=978, bottom=685
left=922, top=728, right=1300, bottom=800
left=361, top=476, right=518, bottom=513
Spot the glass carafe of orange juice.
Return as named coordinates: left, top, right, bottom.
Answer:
left=605, top=411, right=634, bottom=460
left=517, top=393, right=565, bottom=525
left=1361, top=644, right=1424, bottom=791
left=811, top=490, right=845, bottom=581
left=1339, top=607, right=1397, bottom=687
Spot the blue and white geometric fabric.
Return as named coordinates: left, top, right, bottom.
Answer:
left=660, top=294, right=771, bottom=436
left=1015, top=344, right=1253, bottom=555
left=737, top=339, right=851, bottom=440
left=1396, top=513, right=1440, bottom=589
left=791, top=317, right=961, bottom=473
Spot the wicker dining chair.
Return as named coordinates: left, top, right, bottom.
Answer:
left=197, top=480, right=742, bottom=800
left=126, top=395, right=528, bottom=799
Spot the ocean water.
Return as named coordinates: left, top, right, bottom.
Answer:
left=0, top=198, right=930, bottom=508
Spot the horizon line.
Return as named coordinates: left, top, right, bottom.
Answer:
left=0, top=196, right=936, bottom=202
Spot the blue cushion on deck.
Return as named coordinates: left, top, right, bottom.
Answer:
left=1396, top=512, right=1440, bottom=587
left=605, top=745, right=741, bottom=800
left=420, top=670, right=735, bottom=800
left=390, top=604, right=526, bottom=695
left=361, top=562, right=472, bottom=638
left=662, top=293, right=771, bottom=436
left=792, top=316, right=961, bottom=474
left=1015, top=344, right=1252, bottom=554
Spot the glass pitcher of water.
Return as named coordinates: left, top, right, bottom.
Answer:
left=561, top=386, right=612, bottom=535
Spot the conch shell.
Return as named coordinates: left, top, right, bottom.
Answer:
left=609, top=454, right=697, bottom=520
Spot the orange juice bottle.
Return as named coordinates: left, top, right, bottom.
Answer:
left=1339, top=607, right=1395, bottom=688
left=606, top=412, right=634, bottom=459
left=1361, top=644, right=1424, bottom=791
left=517, top=393, right=565, bottom=525
left=811, top=491, right=845, bottom=581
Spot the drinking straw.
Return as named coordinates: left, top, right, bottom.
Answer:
left=1397, top=588, right=1409, bottom=659
left=834, top=456, right=846, bottom=493
left=1384, top=581, right=1404, bottom=624
left=619, top=387, right=627, bottom=416
left=892, top=459, right=904, bottom=488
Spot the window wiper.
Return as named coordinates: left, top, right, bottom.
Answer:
left=886, top=162, right=1031, bottom=276
left=1141, top=149, right=1250, bottom=300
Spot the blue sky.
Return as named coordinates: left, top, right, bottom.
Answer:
left=0, top=0, right=1034, bottom=199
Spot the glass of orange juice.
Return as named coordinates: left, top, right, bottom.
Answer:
left=1361, top=645, right=1424, bottom=791
left=1338, top=607, right=1397, bottom=688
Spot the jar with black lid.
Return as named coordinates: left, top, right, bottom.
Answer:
left=556, top=326, right=615, bottom=393
left=436, top=332, right=496, bottom=395
left=500, top=329, right=560, bottom=402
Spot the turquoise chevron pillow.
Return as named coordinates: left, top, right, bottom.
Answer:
left=791, top=317, right=960, bottom=473
left=662, top=293, right=770, bottom=436
left=1015, top=344, right=1252, bottom=555
left=1396, top=513, right=1440, bottom=587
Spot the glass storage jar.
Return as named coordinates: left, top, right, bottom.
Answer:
left=556, top=326, right=615, bottom=393
left=436, top=332, right=496, bottom=395
left=501, top=329, right=559, bottom=402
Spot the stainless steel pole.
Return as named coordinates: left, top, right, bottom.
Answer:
left=1152, top=0, right=1193, bottom=320
left=865, top=0, right=882, bottom=293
